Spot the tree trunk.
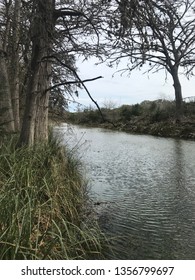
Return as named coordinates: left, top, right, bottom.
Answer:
left=9, top=0, right=21, bottom=131
left=171, top=67, right=183, bottom=121
left=0, top=44, right=15, bottom=133
left=18, top=0, right=55, bottom=146
left=34, top=61, right=51, bottom=142
left=17, top=59, right=40, bottom=146
left=0, top=1, right=15, bottom=133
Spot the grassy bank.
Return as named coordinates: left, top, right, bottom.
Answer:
left=0, top=134, right=107, bottom=259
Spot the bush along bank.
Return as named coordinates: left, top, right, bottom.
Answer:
left=66, top=100, right=195, bottom=140
left=0, top=134, right=108, bottom=259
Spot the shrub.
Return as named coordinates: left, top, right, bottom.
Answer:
left=119, top=105, right=132, bottom=121
left=131, top=103, right=142, bottom=116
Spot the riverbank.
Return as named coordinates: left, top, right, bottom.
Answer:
left=66, top=100, right=195, bottom=140
left=0, top=134, right=108, bottom=259
left=99, top=118, right=195, bottom=140
left=65, top=118, right=195, bottom=140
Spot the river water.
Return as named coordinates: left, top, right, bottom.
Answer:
left=54, top=124, right=195, bottom=259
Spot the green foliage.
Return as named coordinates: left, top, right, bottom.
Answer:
left=131, top=104, right=142, bottom=116
left=67, top=108, right=103, bottom=125
left=118, top=105, right=132, bottom=121
left=183, top=101, right=195, bottom=115
left=83, top=109, right=102, bottom=123
left=149, top=100, right=175, bottom=122
left=118, top=104, right=142, bottom=121
left=67, top=99, right=195, bottom=137
left=0, top=135, right=107, bottom=259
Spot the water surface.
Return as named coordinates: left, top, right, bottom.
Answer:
left=54, top=124, right=195, bottom=259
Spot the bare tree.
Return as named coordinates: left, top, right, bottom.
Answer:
left=18, top=0, right=55, bottom=146
left=0, top=0, right=111, bottom=142
left=104, top=0, right=195, bottom=120
left=17, top=0, right=105, bottom=146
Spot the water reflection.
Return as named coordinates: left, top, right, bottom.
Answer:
left=54, top=124, right=195, bottom=259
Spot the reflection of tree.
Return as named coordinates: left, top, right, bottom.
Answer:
left=173, top=139, right=186, bottom=190
left=169, top=139, right=195, bottom=258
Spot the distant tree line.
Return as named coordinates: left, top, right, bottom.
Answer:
left=67, top=99, right=195, bottom=139
left=66, top=99, right=178, bottom=125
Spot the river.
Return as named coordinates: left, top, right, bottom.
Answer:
left=54, top=124, right=195, bottom=259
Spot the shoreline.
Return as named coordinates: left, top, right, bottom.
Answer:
left=64, top=120, right=195, bottom=141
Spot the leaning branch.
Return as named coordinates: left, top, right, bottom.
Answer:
left=44, top=55, right=116, bottom=127
left=45, top=76, right=103, bottom=93
left=54, top=56, right=105, bottom=119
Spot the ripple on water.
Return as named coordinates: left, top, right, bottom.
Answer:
left=54, top=125, right=195, bottom=259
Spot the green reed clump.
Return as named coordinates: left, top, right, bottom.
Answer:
left=0, top=135, right=107, bottom=259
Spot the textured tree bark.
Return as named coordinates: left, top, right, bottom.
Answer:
left=18, top=0, right=55, bottom=146
left=171, top=67, right=183, bottom=121
left=9, top=0, right=21, bottom=131
left=17, top=47, right=41, bottom=146
left=0, top=43, right=15, bottom=132
left=34, top=61, right=51, bottom=142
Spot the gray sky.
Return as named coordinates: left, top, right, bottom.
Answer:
left=69, top=57, right=195, bottom=111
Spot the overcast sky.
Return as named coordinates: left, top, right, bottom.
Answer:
left=68, top=57, right=195, bottom=111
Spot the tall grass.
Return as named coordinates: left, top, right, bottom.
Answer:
left=0, top=134, right=107, bottom=259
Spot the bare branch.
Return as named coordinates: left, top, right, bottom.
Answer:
left=45, top=76, right=103, bottom=93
